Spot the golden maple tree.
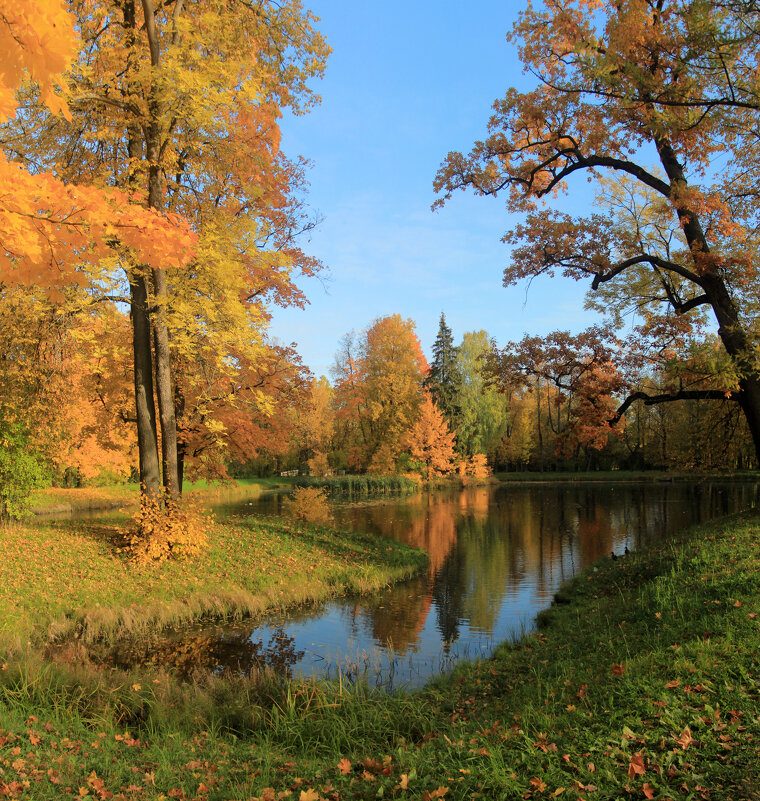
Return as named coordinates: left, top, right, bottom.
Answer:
left=333, top=315, right=429, bottom=473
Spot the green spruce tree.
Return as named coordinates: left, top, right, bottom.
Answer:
left=426, top=313, right=461, bottom=429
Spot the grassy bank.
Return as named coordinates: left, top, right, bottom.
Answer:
left=0, top=514, right=427, bottom=649
left=2, top=511, right=760, bottom=798
left=29, top=475, right=420, bottom=515
left=28, top=479, right=286, bottom=516
left=293, top=475, right=420, bottom=496
left=493, top=469, right=760, bottom=483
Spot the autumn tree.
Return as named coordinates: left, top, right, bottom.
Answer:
left=405, top=392, right=457, bottom=479
left=3, top=0, right=328, bottom=504
left=290, top=375, right=334, bottom=475
left=0, top=1, right=198, bottom=515
left=176, top=344, right=309, bottom=486
left=435, top=0, right=760, bottom=462
left=487, top=327, right=628, bottom=457
left=425, top=313, right=460, bottom=427
left=455, top=330, right=510, bottom=460
left=333, top=315, right=429, bottom=472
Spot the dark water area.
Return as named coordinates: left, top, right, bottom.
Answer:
left=100, top=480, right=758, bottom=689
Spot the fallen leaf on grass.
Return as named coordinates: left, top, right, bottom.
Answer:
left=642, top=783, right=655, bottom=799
left=628, top=753, right=646, bottom=779
left=674, top=728, right=695, bottom=750
left=422, top=787, right=448, bottom=800
left=337, top=759, right=351, bottom=775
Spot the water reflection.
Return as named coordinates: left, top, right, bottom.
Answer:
left=94, top=625, right=304, bottom=680
left=103, top=480, right=758, bottom=688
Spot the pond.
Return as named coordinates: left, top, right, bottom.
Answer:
left=98, top=479, right=758, bottom=689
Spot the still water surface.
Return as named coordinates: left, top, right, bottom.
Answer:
left=103, top=480, right=758, bottom=689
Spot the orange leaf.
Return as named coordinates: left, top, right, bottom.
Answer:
left=337, top=759, right=351, bottom=775
left=674, top=727, right=695, bottom=750
left=642, top=783, right=655, bottom=799
left=628, top=753, right=646, bottom=778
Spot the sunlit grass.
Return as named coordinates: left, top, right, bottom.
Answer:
left=2, top=508, right=760, bottom=798
left=0, top=514, right=427, bottom=648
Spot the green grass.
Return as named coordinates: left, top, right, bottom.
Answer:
left=28, top=479, right=284, bottom=515
left=2, top=510, right=760, bottom=798
left=0, top=515, right=427, bottom=649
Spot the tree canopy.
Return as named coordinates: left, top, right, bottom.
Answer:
left=1, top=0, right=329, bottom=516
left=435, top=0, right=760, bottom=462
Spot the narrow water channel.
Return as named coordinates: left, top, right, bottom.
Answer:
left=99, top=480, right=758, bottom=689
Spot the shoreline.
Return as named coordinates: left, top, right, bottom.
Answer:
left=3, top=493, right=759, bottom=798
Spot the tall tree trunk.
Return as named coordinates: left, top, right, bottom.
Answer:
left=142, top=0, right=180, bottom=500
left=122, top=0, right=161, bottom=499
left=130, top=271, right=161, bottom=496
left=655, top=137, right=760, bottom=465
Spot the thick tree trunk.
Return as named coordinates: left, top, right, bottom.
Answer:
left=130, top=272, right=161, bottom=496
left=655, top=137, right=760, bottom=464
left=151, top=266, right=180, bottom=500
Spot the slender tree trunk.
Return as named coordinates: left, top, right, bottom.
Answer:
left=130, top=272, right=161, bottom=495
left=142, top=0, right=180, bottom=500
left=536, top=376, right=544, bottom=472
left=122, top=0, right=161, bottom=499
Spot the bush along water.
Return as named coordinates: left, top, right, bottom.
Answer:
left=292, top=474, right=420, bottom=497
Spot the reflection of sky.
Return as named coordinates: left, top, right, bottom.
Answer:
left=156, top=482, right=759, bottom=690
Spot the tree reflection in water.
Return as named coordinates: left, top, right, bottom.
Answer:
left=86, top=481, right=759, bottom=686
left=94, top=625, right=303, bottom=680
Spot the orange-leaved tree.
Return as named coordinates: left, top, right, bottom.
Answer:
left=435, top=0, right=760, bottom=463
left=0, top=1, right=195, bottom=517
left=405, top=392, right=457, bottom=479
left=4, top=0, right=329, bottom=506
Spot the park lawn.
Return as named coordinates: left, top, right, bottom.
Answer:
left=28, top=479, right=283, bottom=515
left=1, top=510, right=760, bottom=799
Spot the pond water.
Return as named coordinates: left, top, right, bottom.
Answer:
left=98, top=480, right=758, bottom=689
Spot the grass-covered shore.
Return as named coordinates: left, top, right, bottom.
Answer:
left=29, top=474, right=421, bottom=516
left=493, top=469, right=760, bottom=484
left=2, top=508, right=760, bottom=799
left=0, top=514, right=427, bottom=649
left=29, top=478, right=281, bottom=516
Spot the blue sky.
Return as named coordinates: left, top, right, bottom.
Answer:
left=270, top=0, right=595, bottom=378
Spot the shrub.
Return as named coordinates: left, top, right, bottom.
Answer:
left=128, top=493, right=210, bottom=562
left=0, top=424, right=47, bottom=520
left=283, top=486, right=331, bottom=525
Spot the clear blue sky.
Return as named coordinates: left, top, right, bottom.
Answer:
left=270, top=0, right=595, bottom=379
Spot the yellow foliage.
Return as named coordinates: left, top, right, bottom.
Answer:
left=459, top=454, right=492, bottom=485
left=367, top=442, right=399, bottom=475
left=308, top=451, right=330, bottom=477
left=468, top=453, right=492, bottom=480
left=129, top=494, right=210, bottom=563
left=284, top=486, right=331, bottom=525
left=0, top=0, right=78, bottom=123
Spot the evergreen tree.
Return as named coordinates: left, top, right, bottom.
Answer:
left=426, top=313, right=461, bottom=426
